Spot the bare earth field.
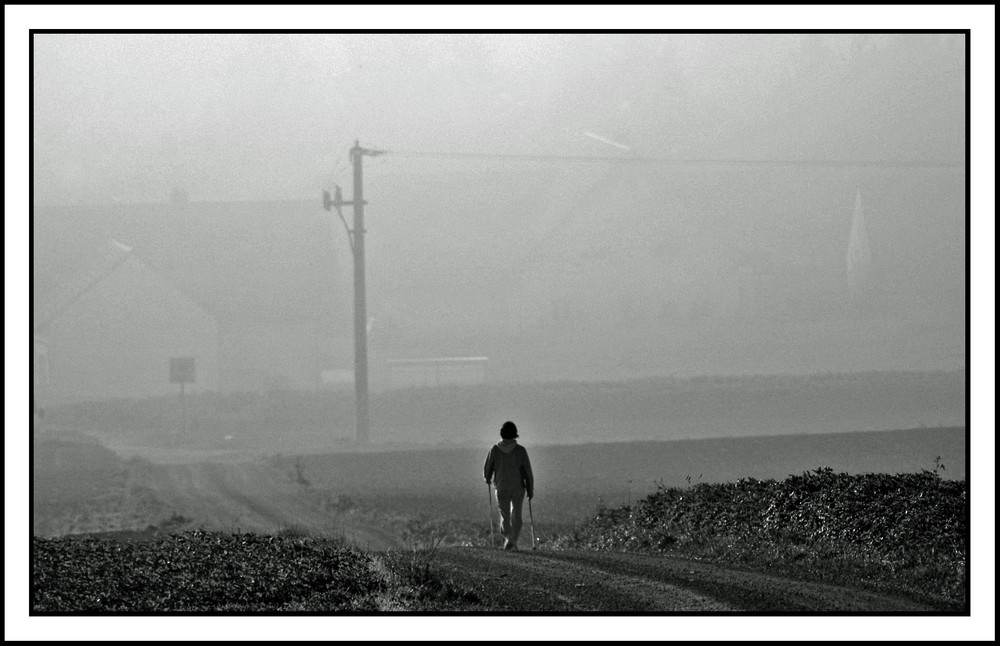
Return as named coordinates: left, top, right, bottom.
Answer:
left=41, top=371, right=966, bottom=458
left=33, top=371, right=967, bottom=537
left=33, top=425, right=965, bottom=546
left=30, top=426, right=967, bottom=612
left=30, top=372, right=969, bottom=612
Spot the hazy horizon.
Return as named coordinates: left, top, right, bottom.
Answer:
left=32, top=33, right=967, bottom=404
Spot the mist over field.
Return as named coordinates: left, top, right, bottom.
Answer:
left=30, top=33, right=969, bottom=547
left=33, top=33, right=965, bottom=394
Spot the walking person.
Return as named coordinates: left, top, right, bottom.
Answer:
left=483, top=421, right=534, bottom=550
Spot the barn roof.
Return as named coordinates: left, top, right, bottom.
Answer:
left=33, top=199, right=345, bottom=325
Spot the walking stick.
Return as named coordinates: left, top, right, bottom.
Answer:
left=486, top=482, right=495, bottom=548
left=528, top=496, right=536, bottom=550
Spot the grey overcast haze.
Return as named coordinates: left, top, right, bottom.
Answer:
left=32, top=33, right=967, bottom=388
left=10, top=5, right=997, bottom=641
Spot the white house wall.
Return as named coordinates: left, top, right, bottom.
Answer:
left=38, top=256, right=219, bottom=404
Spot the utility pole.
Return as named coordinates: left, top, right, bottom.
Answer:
left=323, top=140, right=385, bottom=444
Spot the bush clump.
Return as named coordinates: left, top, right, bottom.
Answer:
left=33, top=531, right=385, bottom=612
left=559, top=468, right=966, bottom=603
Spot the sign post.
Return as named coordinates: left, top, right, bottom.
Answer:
left=170, top=357, right=196, bottom=434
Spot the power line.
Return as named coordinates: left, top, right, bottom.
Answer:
left=387, top=150, right=964, bottom=170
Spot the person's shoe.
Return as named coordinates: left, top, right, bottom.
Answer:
left=503, top=540, right=513, bottom=550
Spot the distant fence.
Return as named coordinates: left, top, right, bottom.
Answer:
left=386, top=357, right=488, bottom=389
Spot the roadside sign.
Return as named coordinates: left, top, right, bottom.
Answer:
left=170, top=357, right=196, bottom=384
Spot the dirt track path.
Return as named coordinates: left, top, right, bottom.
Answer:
left=145, top=461, right=401, bottom=550
left=140, top=461, right=938, bottom=612
left=429, top=548, right=937, bottom=612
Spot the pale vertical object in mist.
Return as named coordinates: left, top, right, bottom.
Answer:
left=846, top=189, right=872, bottom=298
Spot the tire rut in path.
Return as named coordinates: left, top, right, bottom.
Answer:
left=146, top=462, right=402, bottom=549
left=430, top=548, right=937, bottom=612
left=430, top=548, right=734, bottom=612
left=533, top=550, right=936, bottom=612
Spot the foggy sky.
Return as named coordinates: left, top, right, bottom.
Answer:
left=31, top=33, right=968, bottom=383
left=33, top=33, right=963, bottom=205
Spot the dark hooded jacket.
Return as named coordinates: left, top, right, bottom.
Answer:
left=483, top=439, right=534, bottom=497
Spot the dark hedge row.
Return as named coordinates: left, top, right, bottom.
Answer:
left=32, top=531, right=385, bottom=612
left=560, top=468, right=966, bottom=600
